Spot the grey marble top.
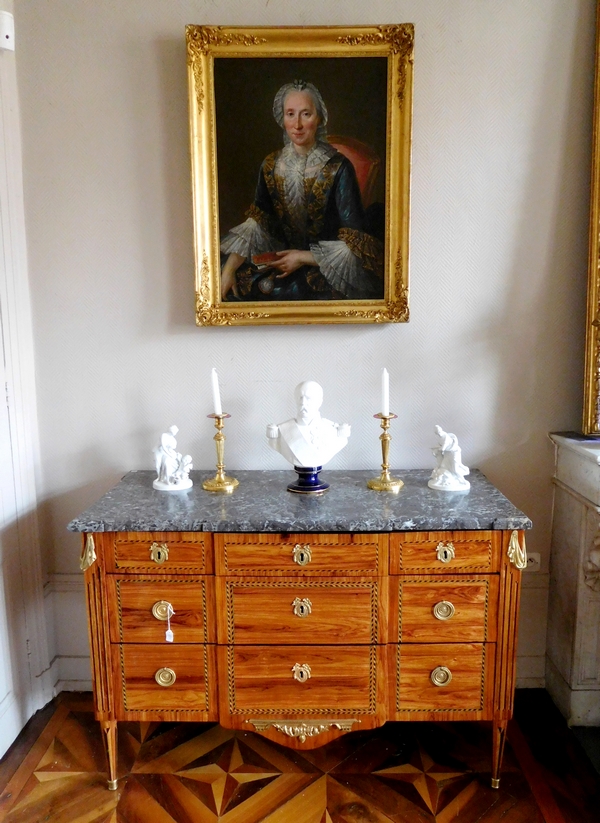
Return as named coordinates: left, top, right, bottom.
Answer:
left=67, top=470, right=532, bottom=533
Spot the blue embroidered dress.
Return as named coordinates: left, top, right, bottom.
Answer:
left=221, top=141, right=383, bottom=301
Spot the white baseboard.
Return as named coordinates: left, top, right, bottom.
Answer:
left=43, top=579, right=92, bottom=694
left=45, top=573, right=84, bottom=594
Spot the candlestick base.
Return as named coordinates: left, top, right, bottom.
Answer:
left=367, top=412, right=403, bottom=494
left=202, top=412, right=238, bottom=494
left=202, top=474, right=239, bottom=494
left=367, top=474, right=403, bottom=493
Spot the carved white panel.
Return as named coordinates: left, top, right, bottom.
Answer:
left=578, top=596, right=600, bottom=685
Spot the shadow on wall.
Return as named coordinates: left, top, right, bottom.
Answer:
left=474, top=2, right=592, bottom=523
left=37, top=471, right=127, bottom=577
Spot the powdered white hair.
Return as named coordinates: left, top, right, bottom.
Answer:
left=272, top=80, right=329, bottom=144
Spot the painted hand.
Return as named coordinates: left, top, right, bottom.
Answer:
left=272, top=249, right=317, bottom=277
left=221, top=252, right=244, bottom=300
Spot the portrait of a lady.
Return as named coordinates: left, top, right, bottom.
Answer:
left=219, top=80, right=385, bottom=303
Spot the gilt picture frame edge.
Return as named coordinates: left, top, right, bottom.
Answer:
left=187, top=24, right=414, bottom=327
left=583, top=5, right=600, bottom=433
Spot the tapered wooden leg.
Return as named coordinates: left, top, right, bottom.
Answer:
left=100, top=720, right=118, bottom=790
left=491, top=719, right=508, bottom=789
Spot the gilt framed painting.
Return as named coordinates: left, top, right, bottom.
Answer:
left=187, top=25, right=413, bottom=326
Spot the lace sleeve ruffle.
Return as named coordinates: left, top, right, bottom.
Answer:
left=311, top=230, right=383, bottom=299
left=220, top=217, right=281, bottom=260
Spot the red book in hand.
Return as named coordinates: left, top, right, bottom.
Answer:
left=252, top=252, right=279, bottom=269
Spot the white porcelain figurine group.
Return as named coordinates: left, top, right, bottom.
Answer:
left=152, top=381, right=470, bottom=492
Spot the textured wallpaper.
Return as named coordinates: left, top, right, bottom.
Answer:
left=14, top=0, right=594, bottom=615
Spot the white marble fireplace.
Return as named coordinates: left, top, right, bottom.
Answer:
left=547, top=434, right=600, bottom=725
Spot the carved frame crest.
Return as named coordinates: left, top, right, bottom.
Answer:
left=187, top=25, right=413, bottom=326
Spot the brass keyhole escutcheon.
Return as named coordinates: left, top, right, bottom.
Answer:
left=152, top=600, right=173, bottom=621
left=292, top=663, right=312, bottom=682
left=433, top=600, right=455, bottom=621
left=436, top=542, right=455, bottom=564
left=292, top=597, right=312, bottom=618
left=155, top=667, right=176, bottom=687
left=292, top=544, right=312, bottom=566
left=430, top=666, right=452, bottom=687
left=149, top=542, right=169, bottom=564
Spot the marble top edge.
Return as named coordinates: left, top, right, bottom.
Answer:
left=67, top=469, right=532, bottom=533
left=550, top=432, right=600, bottom=464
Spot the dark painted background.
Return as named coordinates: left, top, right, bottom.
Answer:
left=214, top=56, right=388, bottom=236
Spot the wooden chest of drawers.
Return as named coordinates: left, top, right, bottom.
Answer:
left=73, top=469, right=530, bottom=792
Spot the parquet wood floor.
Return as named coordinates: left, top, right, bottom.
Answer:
left=0, top=692, right=598, bottom=823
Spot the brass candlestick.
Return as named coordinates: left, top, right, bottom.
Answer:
left=202, top=413, right=239, bottom=493
left=367, top=413, right=404, bottom=493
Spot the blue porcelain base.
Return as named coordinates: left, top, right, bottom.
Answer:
left=287, top=466, right=329, bottom=495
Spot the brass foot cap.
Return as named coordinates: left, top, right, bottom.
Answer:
left=490, top=777, right=500, bottom=789
left=107, top=778, right=118, bottom=791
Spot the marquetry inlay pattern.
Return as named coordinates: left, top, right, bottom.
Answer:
left=225, top=644, right=378, bottom=716
left=395, top=643, right=488, bottom=713
left=397, top=577, right=490, bottom=641
left=119, top=643, right=211, bottom=714
left=115, top=577, right=210, bottom=644
left=80, top=525, right=523, bottom=789
left=224, top=578, right=380, bottom=644
left=0, top=694, right=561, bottom=823
left=218, top=532, right=384, bottom=575
left=392, top=534, right=493, bottom=573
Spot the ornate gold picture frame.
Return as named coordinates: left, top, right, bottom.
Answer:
left=186, top=25, right=413, bottom=326
left=584, top=8, right=600, bottom=432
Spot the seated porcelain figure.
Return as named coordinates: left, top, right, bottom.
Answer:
left=153, top=425, right=193, bottom=491
left=428, top=424, right=470, bottom=491
left=267, top=380, right=350, bottom=468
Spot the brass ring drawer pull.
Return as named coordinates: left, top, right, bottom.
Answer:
left=292, top=597, right=312, bottom=618
left=151, top=600, right=173, bottom=621
left=436, top=542, right=455, bottom=563
left=292, top=544, right=312, bottom=566
left=430, top=666, right=452, bottom=687
left=155, top=667, right=176, bottom=687
left=149, top=542, right=169, bottom=564
left=432, top=600, right=455, bottom=621
left=292, top=663, right=312, bottom=682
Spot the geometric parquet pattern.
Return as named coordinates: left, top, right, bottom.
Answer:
left=0, top=692, right=596, bottom=823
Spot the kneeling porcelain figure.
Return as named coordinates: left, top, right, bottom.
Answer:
left=428, top=425, right=470, bottom=491
left=153, top=425, right=193, bottom=491
left=267, top=380, right=350, bottom=493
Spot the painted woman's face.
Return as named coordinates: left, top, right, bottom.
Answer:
left=283, top=90, right=320, bottom=150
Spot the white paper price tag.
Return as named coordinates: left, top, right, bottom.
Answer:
left=165, top=604, right=175, bottom=643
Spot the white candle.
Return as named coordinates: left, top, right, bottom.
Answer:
left=211, top=368, right=222, bottom=415
left=381, top=368, right=390, bottom=416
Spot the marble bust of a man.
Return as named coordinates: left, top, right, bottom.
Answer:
left=266, top=380, right=350, bottom=468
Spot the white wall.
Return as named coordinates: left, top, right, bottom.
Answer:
left=14, top=0, right=595, bottom=688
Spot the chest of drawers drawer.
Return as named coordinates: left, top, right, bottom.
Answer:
left=391, top=642, right=494, bottom=716
left=390, top=576, right=498, bottom=643
left=214, top=533, right=387, bottom=575
left=107, top=577, right=215, bottom=644
left=219, top=644, right=386, bottom=717
left=113, top=643, right=218, bottom=716
left=217, top=578, right=387, bottom=645
left=390, top=531, right=498, bottom=573
left=106, top=532, right=212, bottom=574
